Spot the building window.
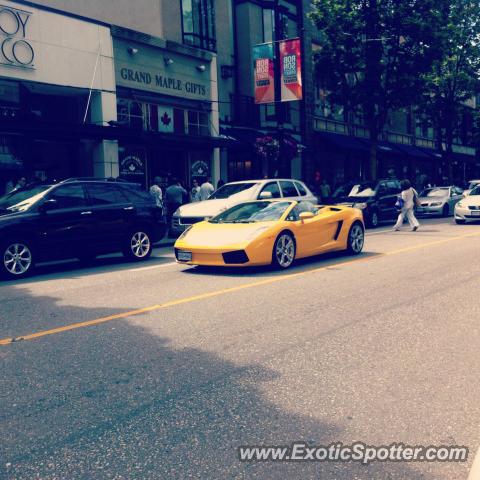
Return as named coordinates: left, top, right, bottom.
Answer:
left=187, top=110, right=210, bottom=136
left=181, top=0, right=216, bottom=52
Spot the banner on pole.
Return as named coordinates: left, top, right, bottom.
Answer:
left=253, top=43, right=275, bottom=104
left=279, top=38, right=303, bottom=102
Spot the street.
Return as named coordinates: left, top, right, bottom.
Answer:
left=1, top=217, right=480, bottom=479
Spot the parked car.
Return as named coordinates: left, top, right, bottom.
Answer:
left=174, top=200, right=364, bottom=269
left=454, top=185, right=480, bottom=224
left=0, top=178, right=167, bottom=279
left=415, top=186, right=464, bottom=217
left=171, top=179, right=317, bottom=235
left=463, top=179, right=480, bottom=197
left=336, top=179, right=402, bottom=227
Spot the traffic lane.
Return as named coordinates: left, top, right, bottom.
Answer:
left=0, top=218, right=472, bottom=340
left=1, top=232, right=479, bottom=478
left=0, top=218, right=480, bottom=338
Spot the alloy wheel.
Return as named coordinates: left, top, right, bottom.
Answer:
left=349, top=224, right=364, bottom=254
left=371, top=211, right=379, bottom=228
left=4, top=243, right=33, bottom=276
left=275, top=234, right=295, bottom=268
left=130, top=232, right=151, bottom=258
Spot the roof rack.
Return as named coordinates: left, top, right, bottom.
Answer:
left=60, top=177, right=130, bottom=184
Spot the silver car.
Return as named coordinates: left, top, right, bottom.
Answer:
left=171, top=179, right=317, bottom=235
left=416, top=186, right=464, bottom=217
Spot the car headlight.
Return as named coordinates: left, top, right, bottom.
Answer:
left=430, top=202, right=442, bottom=207
left=353, top=202, right=368, bottom=210
left=457, top=201, right=465, bottom=208
left=178, top=225, right=192, bottom=240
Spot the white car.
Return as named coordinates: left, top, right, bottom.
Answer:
left=463, top=179, right=480, bottom=197
left=454, top=185, right=480, bottom=224
left=171, top=179, right=317, bottom=235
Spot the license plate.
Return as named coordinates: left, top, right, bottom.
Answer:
left=177, top=251, right=192, bottom=261
left=471, top=211, right=480, bottom=216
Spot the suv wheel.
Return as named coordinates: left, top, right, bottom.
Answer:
left=123, top=230, right=152, bottom=261
left=1, top=240, right=35, bottom=279
left=369, top=210, right=379, bottom=228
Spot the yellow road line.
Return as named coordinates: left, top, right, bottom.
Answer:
left=1, top=231, right=479, bottom=346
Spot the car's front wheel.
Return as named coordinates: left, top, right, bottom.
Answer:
left=346, top=222, right=365, bottom=255
left=1, top=240, right=35, bottom=279
left=368, top=210, right=379, bottom=228
left=272, top=232, right=296, bottom=269
left=123, top=230, right=153, bottom=261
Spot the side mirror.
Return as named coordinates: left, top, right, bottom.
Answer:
left=299, top=211, right=315, bottom=221
left=259, top=191, right=273, bottom=199
left=39, top=198, right=58, bottom=212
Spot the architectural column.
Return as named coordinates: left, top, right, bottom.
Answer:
left=90, top=91, right=119, bottom=178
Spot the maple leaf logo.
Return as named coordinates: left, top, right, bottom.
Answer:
left=161, top=111, right=172, bottom=126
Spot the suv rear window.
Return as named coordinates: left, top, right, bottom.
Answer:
left=280, top=181, right=299, bottom=197
left=86, top=184, right=126, bottom=205
left=118, top=184, right=152, bottom=203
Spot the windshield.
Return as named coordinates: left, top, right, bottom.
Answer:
left=210, top=201, right=292, bottom=223
left=348, top=183, right=376, bottom=197
left=470, top=186, right=480, bottom=196
left=468, top=181, right=480, bottom=190
left=0, top=185, right=51, bottom=213
left=209, top=182, right=258, bottom=200
left=419, top=188, right=449, bottom=198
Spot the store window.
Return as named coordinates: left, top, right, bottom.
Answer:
left=187, top=110, right=210, bottom=136
left=181, top=0, right=216, bottom=51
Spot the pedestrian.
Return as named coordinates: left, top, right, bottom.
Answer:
left=392, top=179, right=420, bottom=232
left=199, top=177, right=214, bottom=201
left=190, top=178, right=201, bottom=202
left=13, top=176, right=27, bottom=191
left=165, top=178, right=187, bottom=219
left=319, top=179, right=331, bottom=203
left=149, top=176, right=163, bottom=212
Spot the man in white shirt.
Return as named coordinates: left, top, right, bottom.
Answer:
left=149, top=177, right=163, bottom=210
left=199, top=177, right=215, bottom=201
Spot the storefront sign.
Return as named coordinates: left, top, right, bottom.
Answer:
left=0, top=4, right=34, bottom=69
left=116, top=63, right=210, bottom=101
left=253, top=43, right=275, bottom=104
left=279, top=38, right=303, bottom=102
left=191, top=160, right=209, bottom=178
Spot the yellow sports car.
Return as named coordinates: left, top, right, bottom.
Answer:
left=174, top=200, right=364, bottom=269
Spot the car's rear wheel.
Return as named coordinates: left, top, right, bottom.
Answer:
left=123, top=230, right=153, bottom=261
left=347, top=222, right=365, bottom=255
left=1, top=240, right=35, bottom=279
left=272, top=232, right=296, bottom=269
left=368, top=210, right=379, bottom=228
left=442, top=204, right=449, bottom=217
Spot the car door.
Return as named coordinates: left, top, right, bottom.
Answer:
left=85, top=183, right=134, bottom=251
left=37, top=184, right=93, bottom=259
left=287, top=205, right=340, bottom=257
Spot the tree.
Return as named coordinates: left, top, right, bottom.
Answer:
left=310, top=0, right=443, bottom=179
left=418, top=0, right=480, bottom=182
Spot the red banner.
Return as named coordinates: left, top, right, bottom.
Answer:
left=253, top=43, right=275, bottom=104
left=280, top=38, right=303, bottom=102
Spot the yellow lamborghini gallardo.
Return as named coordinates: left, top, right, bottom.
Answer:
left=174, top=200, right=364, bottom=269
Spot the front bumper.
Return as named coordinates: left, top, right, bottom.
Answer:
left=171, top=215, right=206, bottom=236
left=454, top=206, right=480, bottom=221
left=416, top=205, right=444, bottom=216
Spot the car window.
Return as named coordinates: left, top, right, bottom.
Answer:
left=118, top=185, right=151, bottom=203
left=259, top=182, right=281, bottom=199
left=87, top=184, right=126, bottom=205
left=386, top=181, right=400, bottom=194
left=280, top=181, right=299, bottom=198
left=48, top=185, right=87, bottom=209
left=295, top=182, right=308, bottom=196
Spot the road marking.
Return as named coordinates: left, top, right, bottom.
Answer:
left=1, top=231, right=479, bottom=346
left=127, top=262, right=177, bottom=272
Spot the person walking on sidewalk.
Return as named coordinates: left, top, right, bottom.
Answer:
left=393, top=179, right=420, bottom=232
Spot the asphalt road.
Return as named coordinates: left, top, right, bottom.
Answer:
left=1, top=217, right=480, bottom=479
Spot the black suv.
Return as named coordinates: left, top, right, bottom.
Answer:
left=336, top=179, right=402, bottom=227
left=0, top=178, right=166, bottom=279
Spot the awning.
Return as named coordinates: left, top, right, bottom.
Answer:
left=315, top=131, right=370, bottom=152
left=393, top=144, right=432, bottom=160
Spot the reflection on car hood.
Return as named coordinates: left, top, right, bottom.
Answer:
left=180, top=222, right=273, bottom=247
left=175, top=198, right=240, bottom=217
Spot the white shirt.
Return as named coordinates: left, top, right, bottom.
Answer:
left=401, top=187, right=417, bottom=209
left=149, top=185, right=163, bottom=208
left=199, top=182, right=214, bottom=201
